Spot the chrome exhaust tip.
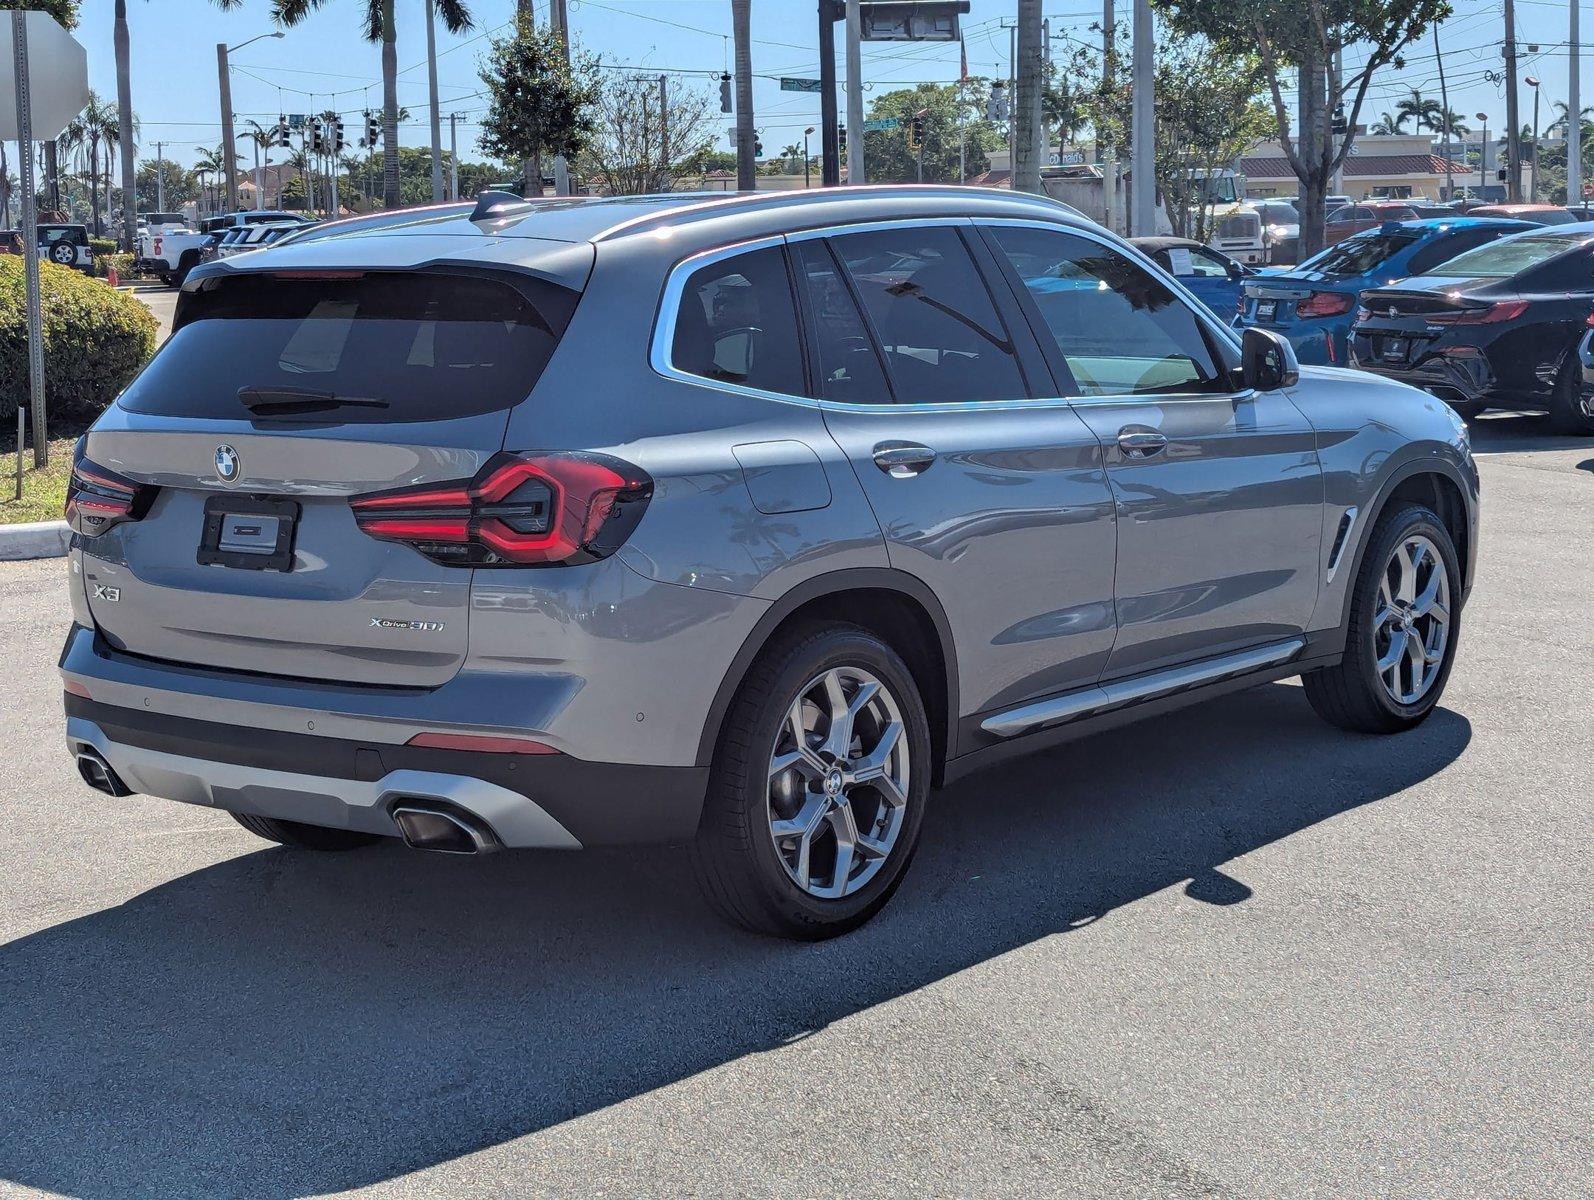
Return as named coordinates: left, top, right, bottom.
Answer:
left=391, top=803, right=498, bottom=855
left=76, top=749, right=133, bottom=798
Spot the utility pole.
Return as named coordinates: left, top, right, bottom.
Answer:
left=1130, top=0, right=1154, bottom=232
left=154, top=141, right=165, bottom=212
left=1435, top=22, right=1454, bottom=199
left=733, top=0, right=756, bottom=190
left=845, top=0, right=864, bottom=184
left=1330, top=50, right=1344, bottom=196
left=659, top=74, right=669, bottom=190
left=449, top=111, right=460, bottom=200
left=550, top=0, right=571, bottom=195
left=819, top=0, right=841, bottom=185
left=1504, top=0, right=1522, bottom=201
left=217, top=43, right=239, bottom=212
left=11, top=10, right=47, bottom=467
left=1101, top=0, right=1117, bottom=231
left=1572, top=0, right=1583, bottom=207
left=425, top=0, right=444, bottom=203
left=1013, top=0, right=1042, bottom=194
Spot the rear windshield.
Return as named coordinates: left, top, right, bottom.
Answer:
left=1253, top=202, right=1299, bottom=224
left=120, top=271, right=574, bottom=424
left=1427, top=233, right=1590, bottom=278
left=1300, top=230, right=1421, bottom=276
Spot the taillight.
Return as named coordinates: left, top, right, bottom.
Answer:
left=1426, top=300, right=1529, bottom=325
left=350, top=451, right=653, bottom=567
left=64, top=443, right=156, bottom=536
left=1296, top=291, right=1355, bottom=318
left=152, top=236, right=162, bottom=256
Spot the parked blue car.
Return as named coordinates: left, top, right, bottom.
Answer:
left=1130, top=236, right=1254, bottom=320
left=1235, top=217, right=1534, bottom=366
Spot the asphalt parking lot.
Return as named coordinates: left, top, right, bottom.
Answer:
left=0, top=413, right=1588, bottom=1199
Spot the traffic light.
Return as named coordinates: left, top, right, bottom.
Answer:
left=275, top=116, right=291, bottom=148
left=753, top=129, right=763, bottom=157
left=1331, top=105, right=1347, bottom=136
left=838, top=126, right=847, bottom=156
left=720, top=72, right=732, bottom=114
left=907, top=111, right=926, bottom=152
left=331, top=116, right=345, bottom=154
left=986, top=80, right=1008, bottom=122
left=365, top=111, right=381, bottom=148
left=309, top=116, right=324, bottom=154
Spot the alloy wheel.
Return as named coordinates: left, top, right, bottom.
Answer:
left=766, top=666, right=910, bottom=900
left=1373, top=533, right=1450, bottom=706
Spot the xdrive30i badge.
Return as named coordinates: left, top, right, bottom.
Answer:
left=370, top=618, right=446, bottom=632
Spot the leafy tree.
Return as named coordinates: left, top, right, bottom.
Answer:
left=580, top=72, right=718, bottom=195
left=1067, top=28, right=1271, bottom=240
left=1157, top=0, right=1451, bottom=255
left=274, top=0, right=473, bottom=209
left=862, top=82, right=1003, bottom=184
left=478, top=19, right=598, bottom=192
left=134, top=158, right=196, bottom=211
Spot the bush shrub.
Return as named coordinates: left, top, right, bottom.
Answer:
left=94, top=252, right=136, bottom=280
left=89, top=236, right=118, bottom=257
left=0, top=257, right=158, bottom=426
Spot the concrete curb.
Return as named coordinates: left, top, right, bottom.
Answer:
left=0, top=520, right=70, bottom=561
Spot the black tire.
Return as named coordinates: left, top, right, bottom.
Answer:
left=1303, top=502, right=1462, bottom=735
left=1547, top=352, right=1594, bottom=436
left=231, top=811, right=381, bottom=851
left=159, top=272, right=176, bottom=287
left=691, top=622, right=933, bottom=940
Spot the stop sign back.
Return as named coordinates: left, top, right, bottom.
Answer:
left=0, top=11, right=90, bottom=141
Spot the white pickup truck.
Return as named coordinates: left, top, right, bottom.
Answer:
left=137, top=210, right=312, bottom=286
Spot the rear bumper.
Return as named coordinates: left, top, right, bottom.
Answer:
left=64, top=693, right=708, bottom=847
left=1349, top=341, right=1500, bottom=405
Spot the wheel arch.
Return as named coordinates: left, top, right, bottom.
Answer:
left=695, top=569, right=960, bottom=785
left=1337, top=459, right=1475, bottom=631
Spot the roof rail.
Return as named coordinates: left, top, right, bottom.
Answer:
left=590, top=184, right=1081, bottom=243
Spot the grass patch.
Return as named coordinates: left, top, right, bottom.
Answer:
left=0, top=433, right=78, bottom=525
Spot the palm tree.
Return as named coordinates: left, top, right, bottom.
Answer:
left=59, top=93, right=126, bottom=236
left=1546, top=101, right=1594, bottom=140
left=114, top=1, right=245, bottom=250
left=273, top=0, right=473, bottom=210
left=1370, top=112, right=1400, bottom=136
left=1393, top=88, right=1441, bottom=135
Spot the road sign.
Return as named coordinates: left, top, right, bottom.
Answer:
left=780, top=77, right=822, bottom=93
left=863, top=117, right=900, bottom=133
left=0, top=11, right=88, bottom=140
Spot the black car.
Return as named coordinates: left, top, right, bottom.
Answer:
left=1350, top=224, right=1594, bottom=434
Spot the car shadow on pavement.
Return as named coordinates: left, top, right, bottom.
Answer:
left=1466, top=411, right=1591, bottom=454
left=0, top=684, right=1470, bottom=1199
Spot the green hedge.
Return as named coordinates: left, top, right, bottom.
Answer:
left=89, top=236, right=118, bottom=257
left=0, top=257, right=158, bottom=426
left=94, top=252, right=136, bottom=280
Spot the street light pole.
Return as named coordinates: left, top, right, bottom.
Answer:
left=1476, top=114, right=1488, bottom=196
left=1525, top=76, right=1541, bottom=204
left=218, top=30, right=283, bottom=216
left=1572, top=0, right=1583, bottom=206
left=845, top=0, right=864, bottom=184
left=154, top=140, right=165, bottom=212
left=804, top=126, right=813, bottom=187
left=449, top=112, right=460, bottom=200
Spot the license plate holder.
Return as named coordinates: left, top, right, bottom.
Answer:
left=197, top=495, right=299, bottom=571
left=1381, top=337, right=1409, bottom=363
left=1255, top=300, right=1277, bottom=322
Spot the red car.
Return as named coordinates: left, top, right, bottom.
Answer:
left=1463, top=203, right=1579, bottom=226
left=1322, top=200, right=1419, bottom=245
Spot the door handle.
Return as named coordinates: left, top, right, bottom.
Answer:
left=1116, top=426, right=1168, bottom=459
left=872, top=442, right=937, bottom=478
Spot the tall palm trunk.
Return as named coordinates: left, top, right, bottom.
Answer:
left=0, top=142, right=9, bottom=227
left=88, top=134, right=102, bottom=235
left=114, top=0, right=137, bottom=250
left=44, top=142, right=59, bottom=213
left=381, top=0, right=400, bottom=208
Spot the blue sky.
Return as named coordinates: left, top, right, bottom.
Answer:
left=62, top=0, right=1586, bottom=171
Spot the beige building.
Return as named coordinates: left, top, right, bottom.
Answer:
left=1239, top=134, right=1452, bottom=201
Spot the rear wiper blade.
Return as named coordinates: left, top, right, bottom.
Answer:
left=237, top=386, right=389, bottom=414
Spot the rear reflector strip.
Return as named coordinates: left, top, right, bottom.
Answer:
left=405, top=732, right=560, bottom=755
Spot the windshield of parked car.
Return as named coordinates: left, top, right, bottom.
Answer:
left=1297, top=230, right=1421, bottom=276
left=1427, top=232, right=1590, bottom=277
left=1253, top=202, right=1299, bottom=225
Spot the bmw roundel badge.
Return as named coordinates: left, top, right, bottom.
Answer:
left=215, top=444, right=240, bottom=483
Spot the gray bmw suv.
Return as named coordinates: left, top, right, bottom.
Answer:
left=60, top=187, right=1478, bottom=938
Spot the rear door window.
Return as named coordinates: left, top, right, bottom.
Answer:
left=827, top=225, right=1027, bottom=404
left=669, top=246, right=805, bottom=397
left=120, top=271, right=575, bottom=423
left=1301, top=231, right=1421, bottom=276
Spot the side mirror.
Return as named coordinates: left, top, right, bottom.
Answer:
left=1226, top=260, right=1244, bottom=281
left=1241, top=326, right=1299, bottom=391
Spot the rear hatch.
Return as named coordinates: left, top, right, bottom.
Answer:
left=75, top=264, right=580, bottom=687
left=1350, top=275, right=1511, bottom=369
left=1242, top=228, right=1421, bottom=326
